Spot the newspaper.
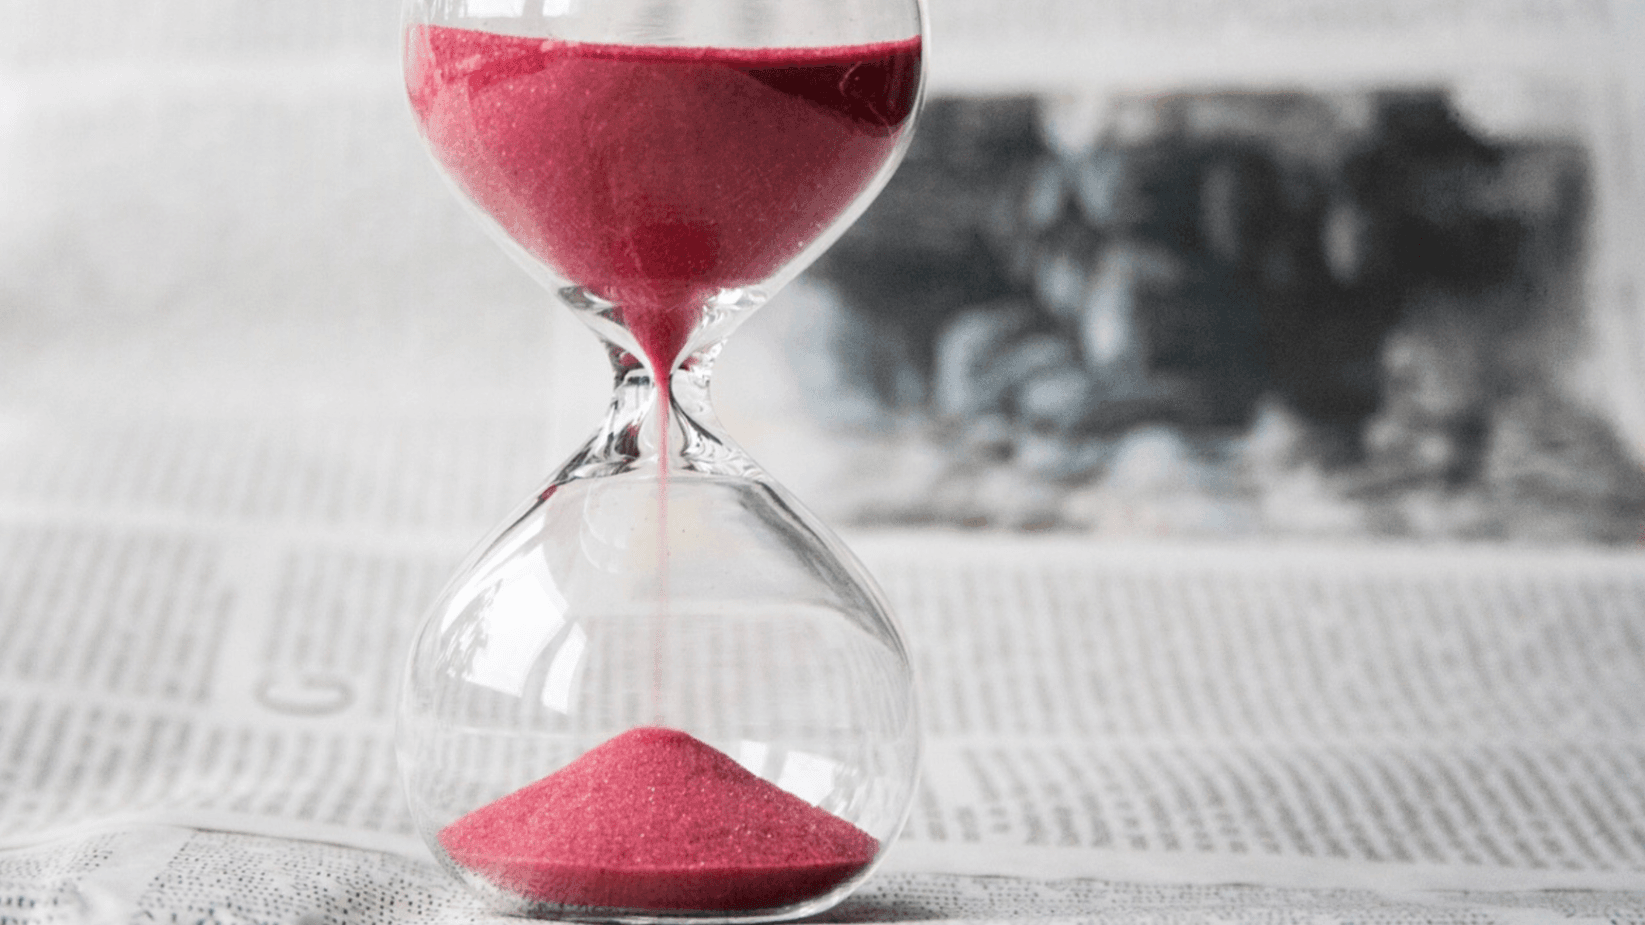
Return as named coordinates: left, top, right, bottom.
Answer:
left=927, top=0, right=1628, bottom=89
left=4, top=398, right=1645, bottom=921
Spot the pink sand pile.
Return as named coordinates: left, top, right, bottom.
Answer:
left=438, top=727, right=878, bottom=911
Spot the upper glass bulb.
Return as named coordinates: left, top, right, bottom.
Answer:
left=402, top=0, right=924, bottom=373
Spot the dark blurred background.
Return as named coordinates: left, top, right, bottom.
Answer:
left=785, top=86, right=1645, bottom=542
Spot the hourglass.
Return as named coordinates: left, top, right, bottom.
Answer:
left=395, top=0, right=925, bottom=920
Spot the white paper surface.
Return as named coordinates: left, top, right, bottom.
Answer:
left=5, top=406, right=1645, bottom=919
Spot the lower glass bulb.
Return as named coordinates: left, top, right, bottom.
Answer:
left=397, top=462, right=920, bottom=921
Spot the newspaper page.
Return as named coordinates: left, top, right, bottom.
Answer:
left=5, top=406, right=1645, bottom=921
left=862, top=537, right=1645, bottom=891
left=927, top=0, right=1627, bottom=88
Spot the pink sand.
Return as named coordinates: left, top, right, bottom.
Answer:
left=438, top=727, right=879, bottom=911
left=405, top=26, right=921, bottom=371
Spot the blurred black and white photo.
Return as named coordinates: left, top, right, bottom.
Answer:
left=767, top=83, right=1645, bottom=543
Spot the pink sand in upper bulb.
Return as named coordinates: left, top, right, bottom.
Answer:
left=404, top=25, right=921, bottom=372
left=437, top=727, right=879, bottom=912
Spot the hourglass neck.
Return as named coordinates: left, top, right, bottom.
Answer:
left=549, top=341, right=763, bottom=486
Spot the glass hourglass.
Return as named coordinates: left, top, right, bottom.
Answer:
left=395, top=0, right=925, bottom=920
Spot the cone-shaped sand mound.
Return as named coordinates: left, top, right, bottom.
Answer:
left=439, top=727, right=878, bottom=911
